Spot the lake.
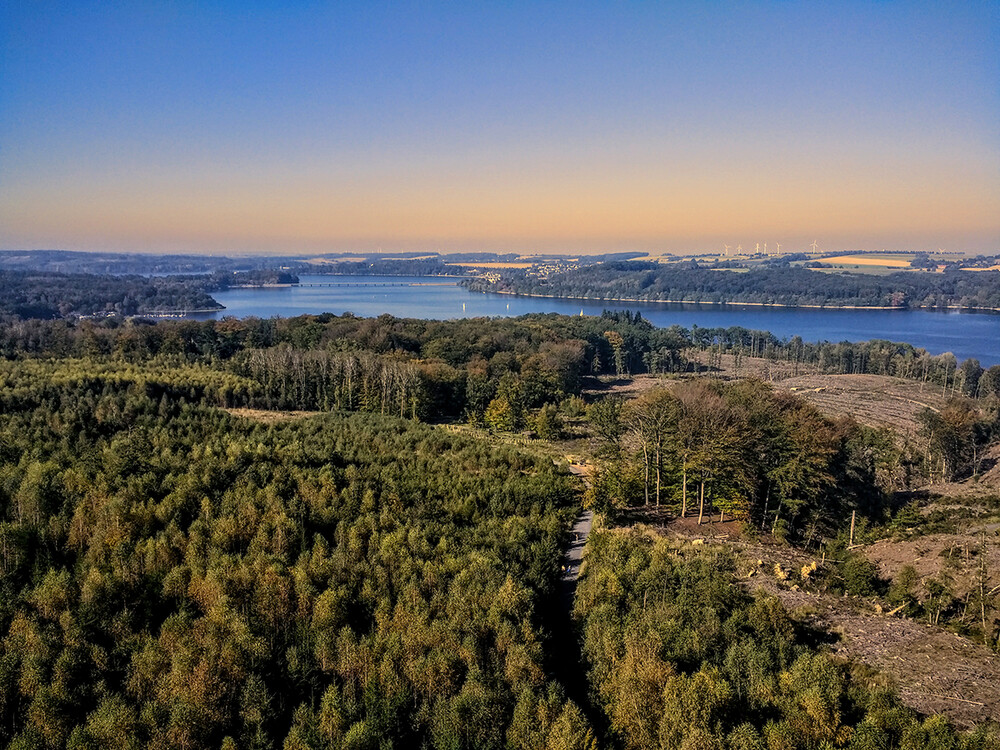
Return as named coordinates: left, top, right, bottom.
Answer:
left=197, top=275, right=1000, bottom=366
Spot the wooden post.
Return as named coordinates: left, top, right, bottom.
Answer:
left=849, top=510, right=856, bottom=547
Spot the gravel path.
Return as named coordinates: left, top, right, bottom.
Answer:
left=561, top=509, right=593, bottom=582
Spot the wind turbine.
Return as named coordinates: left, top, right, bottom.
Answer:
left=736, top=244, right=742, bottom=253
left=723, top=244, right=731, bottom=255
left=755, top=242, right=760, bottom=254
left=764, top=242, right=768, bottom=254
left=775, top=243, right=781, bottom=254
left=810, top=240, right=819, bottom=253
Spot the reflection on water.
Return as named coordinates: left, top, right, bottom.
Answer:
left=195, top=275, right=1000, bottom=366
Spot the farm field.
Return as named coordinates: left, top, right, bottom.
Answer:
left=821, top=254, right=913, bottom=267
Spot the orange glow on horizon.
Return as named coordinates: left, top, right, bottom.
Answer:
left=3, top=155, right=997, bottom=253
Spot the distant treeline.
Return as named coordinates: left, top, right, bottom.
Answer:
left=466, top=262, right=1000, bottom=309
left=0, top=250, right=462, bottom=277
left=0, top=250, right=249, bottom=275
left=0, top=268, right=314, bottom=320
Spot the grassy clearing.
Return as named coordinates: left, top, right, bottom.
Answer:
left=224, top=407, right=323, bottom=423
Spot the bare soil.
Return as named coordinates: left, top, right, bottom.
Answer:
left=711, top=352, right=806, bottom=381
left=864, top=528, right=1000, bottom=597
left=771, top=374, right=948, bottom=435
left=582, top=373, right=675, bottom=400
left=917, top=444, right=1000, bottom=500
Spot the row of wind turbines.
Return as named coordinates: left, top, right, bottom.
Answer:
left=721, top=240, right=819, bottom=257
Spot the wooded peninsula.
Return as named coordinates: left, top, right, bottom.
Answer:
left=464, top=262, right=1000, bottom=310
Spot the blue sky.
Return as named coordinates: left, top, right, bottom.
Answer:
left=2, top=1, right=998, bottom=254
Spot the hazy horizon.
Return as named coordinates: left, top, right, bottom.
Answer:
left=2, top=2, right=998, bottom=255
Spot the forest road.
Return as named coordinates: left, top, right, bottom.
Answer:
left=549, top=508, right=601, bottom=728
left=560, top=509, right=593, bottom=584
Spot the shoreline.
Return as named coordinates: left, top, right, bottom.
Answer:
left=470, top=287, right=1000, bottom=314
left=132, top=307, right=226, bottom=318
left=77, top=307, right=226, bottom=320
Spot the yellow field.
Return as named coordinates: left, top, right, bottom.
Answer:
left=306, top=257, right=369, bottom=263
left=821, top=255, right=911, bottom=267
left=445, top=261, right=534, bottom=268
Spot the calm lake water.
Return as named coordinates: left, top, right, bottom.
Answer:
left=198, top=275, right=1000, bottom=366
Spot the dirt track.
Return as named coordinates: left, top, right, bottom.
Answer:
left=561, top=510, right=593, bottom=583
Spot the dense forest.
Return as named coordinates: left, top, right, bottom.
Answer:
left=0, top=312, right=686, bottom=426
left=465, top=263, right=1000, bottom=310
left=0, top=385, right=583, bottom=748
left=1, top=312, right=996, bottom=409
left=0, top=269, right=311, bottom=320
left=220, top=271, right=300, bottom=287
left=585, top=379, right=999, bottom=536
left=585, top=380, right=891, bottom=533
left=1, top=311, right=998, bottom=747
left=0, top=271, right=224, bottom=319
